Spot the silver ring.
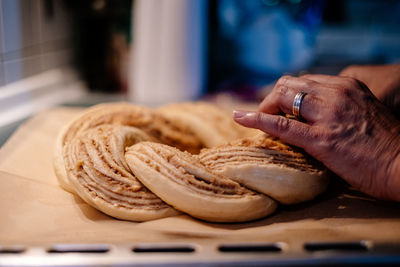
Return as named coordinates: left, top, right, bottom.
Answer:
left=292, top=92, right=307, bottom=118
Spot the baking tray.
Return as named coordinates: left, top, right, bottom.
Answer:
left=1, top=240, right=400, bottom=266
left=1, top=107, right=400, bottom=266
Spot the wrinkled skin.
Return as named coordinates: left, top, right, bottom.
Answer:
left=234, top=71, right=400, bottom=201
left=340, top=64, right=400, bottom=117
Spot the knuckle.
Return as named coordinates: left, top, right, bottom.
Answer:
left=335, top=84, right=353, bottom=99
left=275, top=77, right=293, bottom=98
left=343, top=77, right=360, bottom=88
left=271, top=76, right=292, bottom=101
left=277, top=85, right=290, bottom=99
left=275, top=116, right=291, bottom=133
left=254, top=112, right=265, bottom=126
left=276, top=75, right=291, bottom=87
left=302, top=78, right=315, bottom=89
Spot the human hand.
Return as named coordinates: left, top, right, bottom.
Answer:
left=340, top=64, right=400, bottom=116
left=233, top=74, right=400, bottom=201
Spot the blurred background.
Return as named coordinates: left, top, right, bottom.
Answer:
left=1, top=0, right=400, bottom=94
left=0, top=0, right=399, bottom=138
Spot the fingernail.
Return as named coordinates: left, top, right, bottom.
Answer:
left=233, top=110, right=255, bottom=119
left=233, top=110, right=246, bottom=119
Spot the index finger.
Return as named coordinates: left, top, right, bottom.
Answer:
left=233, top=110, right=315, bottom=149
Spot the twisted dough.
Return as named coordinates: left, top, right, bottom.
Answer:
left=157, top=102, right=258, bottom=147
left=63, top=125, right=180, bottom=221
left=199, top=133, right=328, bottom=204
left=54, top=103, right=204, bottom=192
left=125, top=142, right=276, bottom=222
left=54, top=102, right=328, bottom=222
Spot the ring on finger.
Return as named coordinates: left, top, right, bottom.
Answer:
left=292, top=92, right=307, bottom=119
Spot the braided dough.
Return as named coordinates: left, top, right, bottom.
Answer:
left=199, top=133, right=328, bottom=204
left=63, top=125, right=180, bottom=221
left=125, top=142, right=276, bottom=222
left=54, top=102, right=328, bottom=222
left=157, top=102, right=258, bottom=147
left=54, top=103, right=204, bottom=192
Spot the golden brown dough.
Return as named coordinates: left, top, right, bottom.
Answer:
left=199, top=133, right=329, bottom=204
left=64, top=125, right=179, bottom=221
left=55, top=101, right=329, bottom=223
left=157, top=102, right=259, bottom=148
left=125, top=142, right=277, bottom=222
left=54, top=102, right=204, bottom=192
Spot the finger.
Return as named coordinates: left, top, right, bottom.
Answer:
left=338, top=65, right=362, bottom=77
left=302, top=73, right=374, bottom=101
left=233, top=110, right=314, bottom=148
left=258, top=76, right=324, bottom=122
left=301, top=74, right=363, bottom=89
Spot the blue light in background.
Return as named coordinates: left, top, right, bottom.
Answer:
left=217, top=0, right=324, bottom=76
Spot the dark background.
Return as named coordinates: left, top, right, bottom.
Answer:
left=65, top=0, right=400, bottom=96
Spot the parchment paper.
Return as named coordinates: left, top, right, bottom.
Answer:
left=1, top=107, right=400, bottom=246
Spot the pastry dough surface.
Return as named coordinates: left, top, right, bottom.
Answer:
left=125, top=142, right=277, bottom=222
left=54, top=102, right=328, bottom=222
left=199, top=133, right=328, bottom=204
left=64, top=125, right=180, bottom=221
